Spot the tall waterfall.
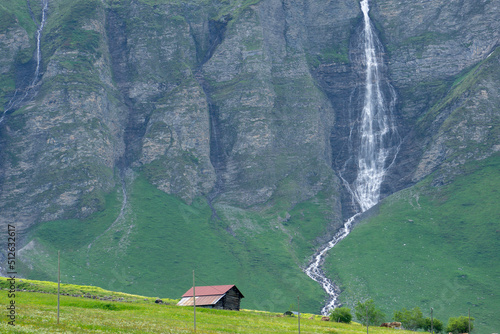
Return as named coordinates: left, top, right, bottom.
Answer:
left=352, top=0, right=397, bottom=212
left=0, top=0, right=49, bottom=124
left=305, top=0, right=399, bottom=315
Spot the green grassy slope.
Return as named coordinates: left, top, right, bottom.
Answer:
left=0, top=278, right=419, bottom=334
left=325, top=154, right=500, bottom=334
left=0, top=277, right=178, bottom=304
left=19, top=173, right=334, bottom=314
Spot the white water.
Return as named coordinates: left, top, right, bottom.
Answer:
left=304, top=0, right=399, bottom=315
left=0, top=0, right=48, bottom=124
left=304, top=213, right=360, bottom=315
left=352, top=0, right=393, bottom=212
left=32, top=0, right=49, bottom=85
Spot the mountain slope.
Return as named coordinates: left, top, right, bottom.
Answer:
left=325, top=154, right=500, bottom=334
left=0, top=0, right=498, bottom=328
left=20, top=172, right=333, bottom=312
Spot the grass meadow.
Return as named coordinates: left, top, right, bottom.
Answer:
left=0, top=278, right=419, bottom=334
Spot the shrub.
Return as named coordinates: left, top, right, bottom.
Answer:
left=354, top=299, right=385, bottom=326
left=422, top=317, right=444, bottom=333
left=446, top=316, right=474, bottom=334
left=330, top=307, right=352, bottom=323
left=394, top=306, right=424, bottom=330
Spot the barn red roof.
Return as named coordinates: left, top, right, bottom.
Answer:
left=182, top=285, right=242, bottom=297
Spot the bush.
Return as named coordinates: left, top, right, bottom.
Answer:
left=422, top=317, right=444, bottom=333
left=394, top=307, right=424, bottom=330
left=446, top=316, right=474, bottom=334
left=330, top=307, right=352, bottom=323
left=354, top=299, right=385, bottom=326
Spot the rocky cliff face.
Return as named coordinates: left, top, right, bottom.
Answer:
left=0, top=0, right=499, bottom=299
left=374, top=0, right=500, bottom=192
left=0, top=0, right=126, bottom=232
left=1, top=0, right=347, bottom=237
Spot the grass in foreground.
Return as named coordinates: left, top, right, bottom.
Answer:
left=0, top=279, right=418, bottom=334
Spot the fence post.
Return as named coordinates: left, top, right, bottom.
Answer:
left=468, top=308, right=471, bottom=334
left=298, top=296, right=300, bottom=334
left=57, top=250, right=60, bottom=325
left=366, top=304, right=369, bottom=334
left=193, top=270, right=196, bottom=332
left=431, top=307, right=433, bottom=334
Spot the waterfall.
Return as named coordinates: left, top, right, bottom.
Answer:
left=304, top=0, right=399, bottom=315
left=352, top=0, right=397, bottom=212
left=32, top=0, right=49, bottom=86
left=0, top=0, right=49, bottom=124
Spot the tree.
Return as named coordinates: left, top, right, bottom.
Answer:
left=446, top=316, right=474, bottom=334
left=354, top=299, right=385, bottom=326
left=394, top=307, right=425, bottom=330
left=422, top=317, right=444, bottom=333
left=330, top=307, right=352, bottom=323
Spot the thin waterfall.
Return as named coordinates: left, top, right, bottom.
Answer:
left=87, top=173, right=128, bottom=267
left=0, top=0, right=49, bottom=124
left=32, top=0, right=49, bottom=86
left=305, top=0, right=399, bottom=315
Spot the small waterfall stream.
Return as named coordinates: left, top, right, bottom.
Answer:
left=305, top=0, right=400, bottom=315
left=86, top=175, right=128, bottom=267
left=0, top=0, right=49, bottom=124
left=304, top=213, right=360, bottom=315
left=32, top=0, right=49, bottom=85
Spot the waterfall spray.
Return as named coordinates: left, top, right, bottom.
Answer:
left=304, top=0, right=399, bottom=314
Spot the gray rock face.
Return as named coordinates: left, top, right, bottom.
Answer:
left=202, top=0, right=337, bottom=209
left=372, top=0, right=500, bottom=191
left=376, top=0, right=499, bottom=86
left=0, top=26, right=30, bottom=76
left=412, top=49, right=500, bottom=183
left=105, top=1, right=216, bottom=203
left=0, top=0, right=499, bottom=237
left=0, top=2, right=126, bottom=232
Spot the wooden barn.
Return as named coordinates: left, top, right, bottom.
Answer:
left=177, top=285, right=244, bottom=311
